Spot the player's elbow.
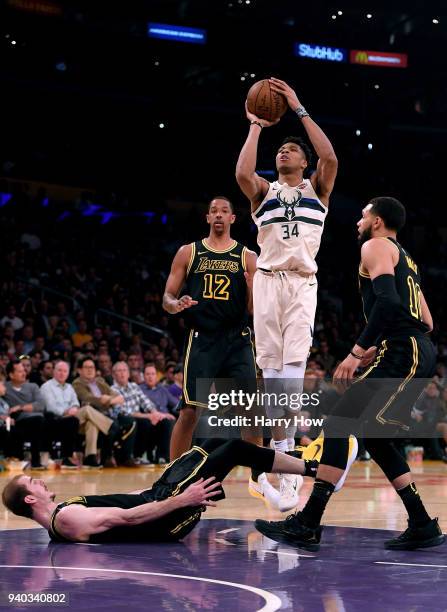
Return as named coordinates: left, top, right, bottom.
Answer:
left=324, top=152, right=338, bottom=167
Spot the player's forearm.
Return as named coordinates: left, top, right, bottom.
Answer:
left=300, top=116, right=337, bottom=162
left=163, top=292, right=179, bottom=314
left=124, top=496, right=184, bottom=525
left=236, top=124, right=262, bottom=179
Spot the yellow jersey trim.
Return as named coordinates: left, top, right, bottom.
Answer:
left=202, top=239, right=237, bottom=254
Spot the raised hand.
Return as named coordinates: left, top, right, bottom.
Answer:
left=269, top=77, right=301, bottom=112
left=245, top=101, right=280, bottom=128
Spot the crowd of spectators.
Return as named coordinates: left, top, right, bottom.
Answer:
left=1, top=196, right=446, bottom=469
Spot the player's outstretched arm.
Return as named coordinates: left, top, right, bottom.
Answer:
left=163, top=244, right=198, bottom=314
left=269, top=77, right=338, bottom=205
left=235, top=103, right=273, bottom=210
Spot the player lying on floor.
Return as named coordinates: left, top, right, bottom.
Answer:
left=2, top=438, right=355, bottom=543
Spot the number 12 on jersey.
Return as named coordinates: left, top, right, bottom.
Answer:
left=282, top=223, right=299, bottom=240
left=203, top=273, right=230, bottom=300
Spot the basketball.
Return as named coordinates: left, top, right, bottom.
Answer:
left=247, top=79, right=288, bottom=122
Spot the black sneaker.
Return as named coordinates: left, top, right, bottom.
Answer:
left=82, top=454, right=103, bottom=469
left=255, top=512, right=322, bottom=551
left=384, top=518, right=445, bottom=550
left=61, top=458, right=78, bottom=469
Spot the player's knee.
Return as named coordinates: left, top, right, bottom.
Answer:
left=178, top=406, right=199, bottom=429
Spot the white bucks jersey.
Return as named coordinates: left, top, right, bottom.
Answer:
left=252, top=179, right=327, bottom=273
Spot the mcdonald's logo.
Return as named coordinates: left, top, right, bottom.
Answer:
left=350, top=49, right=407, bottom=68
left=355, top=51, right=369, bottom=64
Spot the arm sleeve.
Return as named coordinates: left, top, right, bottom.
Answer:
left=356, top=274, right=401, bottom=350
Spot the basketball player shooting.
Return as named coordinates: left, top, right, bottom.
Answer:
left=236, top=78, right=355, bottom=512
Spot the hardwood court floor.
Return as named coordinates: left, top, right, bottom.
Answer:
left=1, top=459, right=446, bottom=532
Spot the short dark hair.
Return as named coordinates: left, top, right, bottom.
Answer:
left=77, top=356, right=97, bottom=370
left=368, top=197, right=406, bottom=232
left=280, top=136, right=313, bottom=165
left=5, top=360, right=21, bottom=378
left=208, top=196, right=234, bottom=213
left=38, top=360, right=53, bottom=372
left=144, top=362, right=156, bottom=372
left=2, top=475, right=33, bottom=519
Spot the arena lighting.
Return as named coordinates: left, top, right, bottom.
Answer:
left=432, top=18, right=439, bottom=24
left=0, top=193, right=12, bottom=207
left=295, top=43, right=347, bottom=62
left=337, top=10, right=343, bottom=15
left=148, top=22, right=207, bottom=45
left=368, top=143, right=373, bottom=150
left=356, top=129, right=361, bottom=136
left=100, top=212, right=114, bottom=225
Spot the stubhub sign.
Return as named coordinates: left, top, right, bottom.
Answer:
left=295, top=43, right=347, bottom=63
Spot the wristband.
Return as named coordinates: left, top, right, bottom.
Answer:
left=250, top=120, right=263, bottom=129
left=295, top=106, right=310, bottom=119
left=350, top=350, right=364, bottom=360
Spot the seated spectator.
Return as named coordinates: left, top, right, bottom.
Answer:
left=1, top=305, right=24, bottom=332
left=97, top=354, right=113, bottom=385
left=21, top=325, right=35, bottom=354
left=315, top=340, right=335, bottom=375
left=112, top=362, right=173, bottom=464
left=34, top=336, right=50, bottom=361
left=127, top=352, right=142, bottom=371
left=19, top=355, right=32, bottom=381
left=72, top=357, right=139, bottom=467
left=1, top=324, right=16, bottom=357
left=30, top=360, right=54, bottom=387
left=4, top=360, right=45, bottom=469
left=41, top=360, right=113, bottom=468
left=163, top=362, right=176, bottom=386
left=129, top=368, right=144, bottom=385
left=72, top=320, right=93, bottom=349
left=140, top=363, right=179, bottom=416
left=410, top=382, right=445, bottom=460
left=167, top=366, right=183, bottom=401
left=28, top=350, right=43, bottom=380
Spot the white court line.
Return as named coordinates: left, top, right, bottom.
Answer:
left=214, top=538, right=236, bottom=546
left=217, top=527, right=240, bottom=534
left=263, top=550, right=314, bottom=559
left=375, top=562, right=447, bottom=569
left=0, top=565, right=281, bottom=612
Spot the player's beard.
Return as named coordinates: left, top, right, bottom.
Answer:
left=358, top=225, right=372, bottom=246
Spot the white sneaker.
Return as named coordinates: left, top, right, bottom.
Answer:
left=277, top=473, right=303, bottom=512
left=334, top=436, right=358, bottom=492
left=248, top=473, right=281, bottom=507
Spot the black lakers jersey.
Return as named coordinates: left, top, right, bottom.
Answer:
left=183, top=239, right=250, bottom=333
left=359, top=237, right=429, bottom=339
left=48, top=448, right=212, bottom=543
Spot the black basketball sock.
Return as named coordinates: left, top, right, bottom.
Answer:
left=251, top=469, right=263, bottom=482
left=299, top=479, right=335, bottom=528
left=303, top=459, right=319, bottom=479
left=397, top=483, right=431, bottom=527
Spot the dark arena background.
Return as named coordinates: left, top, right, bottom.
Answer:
left=1, top=1, right=447, bottom=610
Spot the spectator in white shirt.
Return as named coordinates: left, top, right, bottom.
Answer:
left=41, top=361, right=113, bottom=468
left=1, top=306, right=24, bottom=332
